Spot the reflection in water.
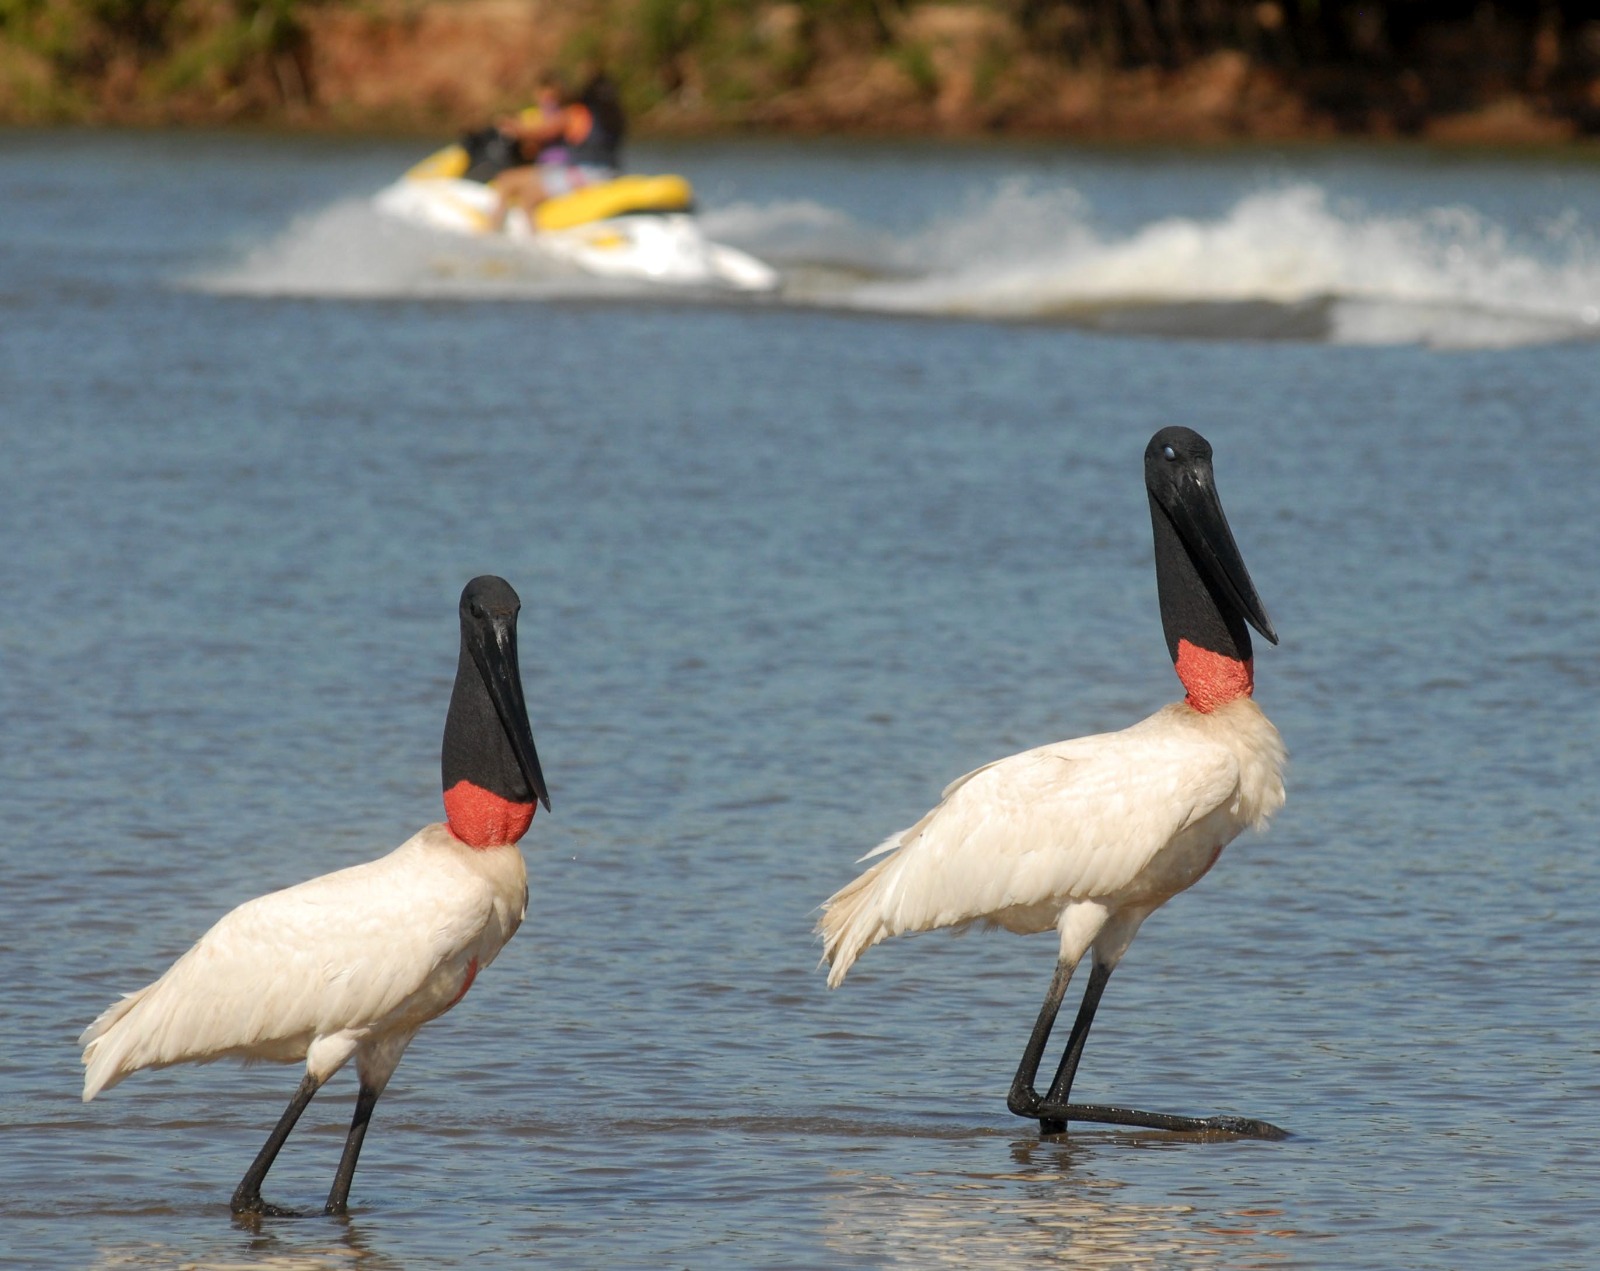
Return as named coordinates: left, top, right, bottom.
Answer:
left=90, top=1218, right=407, bottom=1271
left=823, top=1137, right=1312, bottom=1268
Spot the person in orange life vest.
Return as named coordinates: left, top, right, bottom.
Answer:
left=491, top=73, right=623, bottom=230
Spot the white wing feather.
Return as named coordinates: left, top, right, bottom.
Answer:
left=81, top=826, right=518, bottom=1099
left=820, top=701, right=1279, bottom=985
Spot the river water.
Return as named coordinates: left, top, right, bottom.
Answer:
left=2, top=129, right=1598, bottom=1269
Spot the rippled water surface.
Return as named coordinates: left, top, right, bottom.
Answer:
left=2, top=130, right=1599, bottom=1269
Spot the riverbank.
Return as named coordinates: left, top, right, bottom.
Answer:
left=1, top=0, right=1597, bottom=145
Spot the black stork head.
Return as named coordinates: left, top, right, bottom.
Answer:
left=1144, top=428, right=1276, bottom=710
left=441, top=575, right=550, bottom=847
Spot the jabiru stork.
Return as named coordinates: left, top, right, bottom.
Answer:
left=80, top=575, right=552, bottom=1213
left=819, top=428, right=1287, bottom=1138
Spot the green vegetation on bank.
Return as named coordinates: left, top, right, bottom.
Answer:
left=0, top=0, right=311, bottom=120
left=2, top=0, right=1598, bottom=134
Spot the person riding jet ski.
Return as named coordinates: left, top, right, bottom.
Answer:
left=486, top=71, right=626, bottom=230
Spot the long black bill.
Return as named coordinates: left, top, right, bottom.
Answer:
left=466, top=610, right=552, bottom=812
left=1155, top=463, right=1277, bottom=646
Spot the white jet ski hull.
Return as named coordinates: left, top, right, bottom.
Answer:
left=374, top=175, right=778, bottom=293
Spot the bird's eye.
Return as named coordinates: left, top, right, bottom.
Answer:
left=1162, top=445, right=1177, bottom=461
left=470, top=601, right=487, bottom=620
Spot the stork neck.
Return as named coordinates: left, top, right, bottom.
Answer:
left=443, top=780, right=535, bottom=847
left=441, top=647, right=536, bottom=847
left=1149, top=494, right=1255, bottom=714
left=1174, top=640, right=1254, bottom=712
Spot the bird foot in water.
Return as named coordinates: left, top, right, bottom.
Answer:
left=1018, top=1099, right=1289, bottom=1140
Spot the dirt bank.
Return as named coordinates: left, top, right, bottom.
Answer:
left=297, top=1, right=1595, bottom=143
left=2, top=0, right=1597, bottom=144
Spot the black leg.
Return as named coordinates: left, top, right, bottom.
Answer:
left=324, top=1083, right=381, bottom=1216
left=1041, top=959, right=1113, bottom=1110
left=1023, top=960, right=1290, bottom=1140
left=231, top=1072, right=323, bottom=1216
left=1006, top=956, right=1077, bottom=1132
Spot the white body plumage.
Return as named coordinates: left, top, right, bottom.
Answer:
left=820, top=697, right=1285, bottom=986
left=81, top=824, right=528, bottom=1102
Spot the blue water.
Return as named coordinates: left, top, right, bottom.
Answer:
left=2, top=129, right=1599, bottom=1269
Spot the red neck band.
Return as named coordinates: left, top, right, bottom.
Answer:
left=1174, top=638, right=1254, bottom=713
left=443, top=780, right=535, bottom=848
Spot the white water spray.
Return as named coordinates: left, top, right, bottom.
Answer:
left=195, top=181, right=1600, bottom=348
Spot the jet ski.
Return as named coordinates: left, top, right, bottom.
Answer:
left=374, top=143, right=779, bottom=292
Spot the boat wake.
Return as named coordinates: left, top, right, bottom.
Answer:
left=194, top=198, right=626, bottom=300
left=195, top=182, right=1600, bottom=348
left=738, top=181, right=1600, bottom=349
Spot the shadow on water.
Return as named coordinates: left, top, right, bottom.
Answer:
left=575, top=1111, right=1295, bottom=1146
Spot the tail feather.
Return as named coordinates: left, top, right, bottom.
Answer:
left=80, top=986, right=156, bottom=1101
left=817, top=850, right=902, bottom=988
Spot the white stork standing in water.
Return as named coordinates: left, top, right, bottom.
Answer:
left=80, top=575, right=552, bottom=1214
left=819, top=428, right=1288, bottom=1138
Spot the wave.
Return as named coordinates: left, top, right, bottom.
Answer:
left=196, top=181, right=1600, bottom=349
left=191, top=198, right=632, bottom=300
left=737, top=182, right=1600, bottom=348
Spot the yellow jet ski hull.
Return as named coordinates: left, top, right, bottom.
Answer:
left=402, top=145, right=694, bottom=230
